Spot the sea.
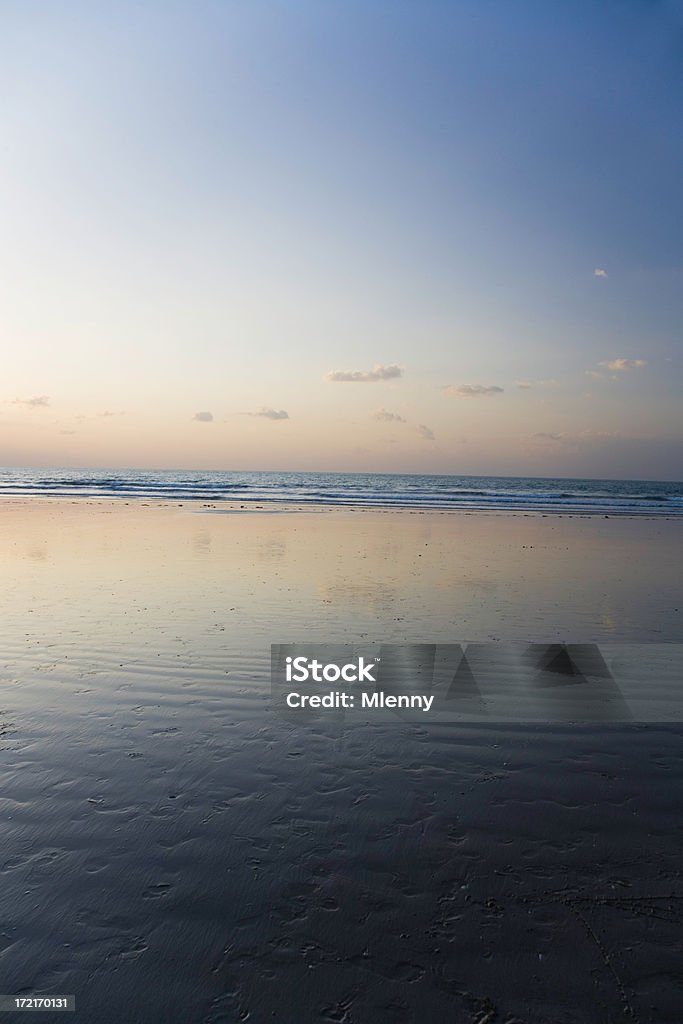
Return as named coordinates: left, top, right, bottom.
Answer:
left=0, top=467, right=681, bottom=515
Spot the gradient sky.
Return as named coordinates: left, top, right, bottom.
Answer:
left=1, top=0, right=682, bottom=478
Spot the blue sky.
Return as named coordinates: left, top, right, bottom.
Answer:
left=1, top=0, right=681, bottom=477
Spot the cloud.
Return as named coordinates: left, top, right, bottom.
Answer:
left=516, top=379, right=559, bottom=390
left=193, top=411, right=214, bottom=422
left=584, top=370, right=606, bottom=380
left=326, top=363, right=403, bottom=383
left=594, top=268, right=608, bottom=278
left=250, top=407, right=289, bottom=420
left=373, top=408, right=407, bottom=423
left=417, top=424, right=436, bottom=441
left=11, top=395, right=50, bottom=407
left=70, top=410, right=124, bottom=421
left=441, top=384, right=504, bottom=397
left=598, top=358, right=647, bottom=371
left=59, top=429, right=77, bottom=435
left=534, top=428, right=629, bottom=447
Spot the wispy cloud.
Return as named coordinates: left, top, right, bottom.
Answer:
left=441, top=384, right=504, bottom=397
left=326, top=363, right=403, bottom=383
left=534, top=428, right=627, bottom=446
left=584, top=370, right=606, bottom=380
left=373, top=408, right=407, bottom=423
left=516, top=379, right=559, bottom=390
left=598, top=358, right=647, bottom=372
left=248, top=407, right=289, bottom=420
left=193, top=411, right=214, bottom=422
left=11, top=395, right=50, bottom=407
left=72, top=410, right=125, bottom=421
left=417, top=424, right=436, bottom=441
left=594, top=268, right=608, bottom=278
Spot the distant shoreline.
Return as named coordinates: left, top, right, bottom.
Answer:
left=1, top=495, right=682, bottom=519
left=2, top=469, right=680, bottom=516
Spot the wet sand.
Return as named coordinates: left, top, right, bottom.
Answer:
left=1, top=501, right=682, bottom=1022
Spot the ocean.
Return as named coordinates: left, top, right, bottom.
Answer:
left=0, top=467, right=681, bottom=514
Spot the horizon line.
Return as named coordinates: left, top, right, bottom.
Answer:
left=0, top=465, right=681, bottom=485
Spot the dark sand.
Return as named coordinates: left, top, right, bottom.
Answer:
left=1, top=501, right=682, bottom=1023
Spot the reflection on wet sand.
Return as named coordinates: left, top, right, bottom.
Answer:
left=1, top=501, right=682, bottom=1023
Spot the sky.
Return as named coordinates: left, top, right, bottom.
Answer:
left=1, top=0, right=682, bottom=479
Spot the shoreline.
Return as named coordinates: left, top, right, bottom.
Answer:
left=1, top=495, right=682, bottom=519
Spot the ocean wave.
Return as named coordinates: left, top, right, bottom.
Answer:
left=0, top=470, right=680, bottom=515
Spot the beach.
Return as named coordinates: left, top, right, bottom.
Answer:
left=1, top=500, right=682, bottom=1022
left=5, top=0, right=682, bottom=1018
